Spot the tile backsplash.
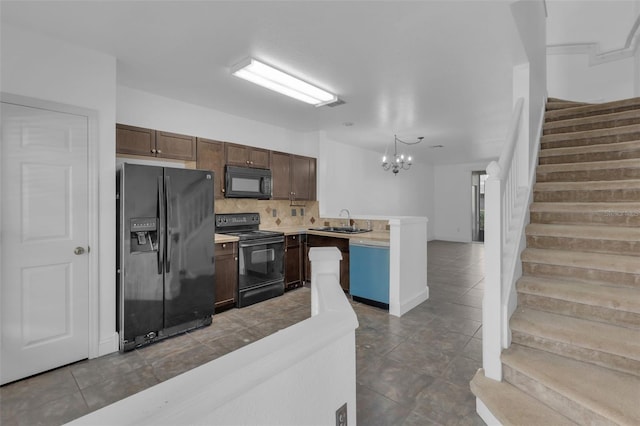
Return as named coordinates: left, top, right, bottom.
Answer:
left=215, top=199, right=320, bottom=228
left=215, top=199, right=389, bottom=231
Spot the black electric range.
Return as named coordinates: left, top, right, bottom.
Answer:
left=215, top=213, right=284, bottom=307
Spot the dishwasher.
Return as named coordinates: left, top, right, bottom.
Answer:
left=349, top=239, right=390, bottom=310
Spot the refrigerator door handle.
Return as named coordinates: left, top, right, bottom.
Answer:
left=165, top=175, right=172, bottom=273
left=157, top=176, right=165, bottom=275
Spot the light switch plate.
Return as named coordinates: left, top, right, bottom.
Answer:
left=336, top=403, right=347, bottom=426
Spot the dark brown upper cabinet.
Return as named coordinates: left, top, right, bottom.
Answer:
left=270, top=151, right=317, bottom=201
left=116, top=124, right=196, bottom=161
left=270, top=151, right=292, bottom=200
left=225, top=143, right=270, bottom=169
left=196, top=138, right=226, bottom=199
left=291, top=155, right=316, bottom=201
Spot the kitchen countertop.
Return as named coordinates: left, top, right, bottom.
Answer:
left=214, top=234, right=240, bottom=244
left=262, top=225, right=390, bottom=242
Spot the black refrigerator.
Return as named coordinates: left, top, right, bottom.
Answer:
left=116, top=163, right=215, bottom=351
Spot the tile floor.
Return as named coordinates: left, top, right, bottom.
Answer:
left=0, top=240, right=484, bottom=426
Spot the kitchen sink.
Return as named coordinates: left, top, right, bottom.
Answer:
left=308, top=226, right=372, bottom=234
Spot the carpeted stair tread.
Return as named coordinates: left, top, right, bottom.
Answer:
left=501, top=345, right=640, bottom=425
left=541, top=124, right=640, bottom=149
left=544, top=109, right=640, bottom=135
left=521, top=248, right=640, bottom=275
left=529, top=202, right=640, bottom=227
left=545, top=97, right=640, bottom=122
left=546, top=101, right=592, bottom=111
left=510, top=307, right=640, bottom=367
left=537, top=157, right=640, bottom=173
left=539, top=139, right=640, bottom=164
left=536, top=158, right=640, bottom=182
left=525, top=223, right=640, bottom=255
left=535, top=179, right=640, bottom=192
left=533, top=179, right=640, bottom=202
left=517, top=275, right=640, bottom=320
left=470, top=369, right=578, bottom=426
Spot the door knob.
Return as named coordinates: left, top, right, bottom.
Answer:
left=74, top=247, right=85, bottom=255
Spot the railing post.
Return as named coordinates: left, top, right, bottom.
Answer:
left=483, top=161, right=503, bottom=381
left=309, top=247, right=342, bottom=316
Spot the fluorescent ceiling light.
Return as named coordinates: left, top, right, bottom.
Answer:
left=231, top=58, right=337, bottom=106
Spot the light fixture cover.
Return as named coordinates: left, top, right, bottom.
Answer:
left=231, top=58, right=337, bottom=106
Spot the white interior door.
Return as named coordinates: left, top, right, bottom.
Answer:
left=1, top=102, right=90, bottom=384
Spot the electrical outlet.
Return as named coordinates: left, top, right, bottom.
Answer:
left=272, top=209, right=277, bottom=217
left=300, top=208, right=305, bottom=216
left=291, top=208, right=297, bottom=216
left=335, top=403, right=347, bottom=426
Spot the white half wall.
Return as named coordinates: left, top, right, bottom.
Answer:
left=433, top=162, right=490, bottom=242
left=317, top=133, right=435, bottom=240
left=117, top=86, right=319, bottom=158
left=1, top=25, right=118, bottom=356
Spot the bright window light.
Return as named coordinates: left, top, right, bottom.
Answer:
left=231, top=58, right=337, bottom=106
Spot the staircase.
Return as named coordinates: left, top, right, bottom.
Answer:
left=471, top=97, right=640, bottom=425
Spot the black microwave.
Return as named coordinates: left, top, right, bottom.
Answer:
left=225, top=165, right=272, bottom=199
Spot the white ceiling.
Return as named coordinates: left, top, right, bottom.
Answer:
left=1, top=1, right=529, bottom=165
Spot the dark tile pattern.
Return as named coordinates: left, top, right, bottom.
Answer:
left=0, top=240, right=484, bottom=426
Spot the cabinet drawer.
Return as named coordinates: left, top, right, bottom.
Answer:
left=215, top=241, right=236, bottom=256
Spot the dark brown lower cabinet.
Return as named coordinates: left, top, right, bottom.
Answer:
left=285, top=234, right=304, bottom=290
left=305, top=234, right=350, bottom=292
left=215, top=241, right=238, bottom=312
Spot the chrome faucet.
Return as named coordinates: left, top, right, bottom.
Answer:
left=339, top=208, right=352, bottom=229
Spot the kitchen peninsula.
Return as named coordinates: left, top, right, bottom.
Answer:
left=264, top=216, right=429, bottom=317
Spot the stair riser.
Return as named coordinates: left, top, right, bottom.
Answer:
left=518, top=293, right=640, bottom=330
left=511, top=332, right=640, bottom=378
left=544, top=117, right=640, bottom=136
left=541, top=131, right=640, bottom=150
left=537, top=168, right=640, bottom=182
left=539, top=149, right=640, bottom=165
left=503, top=364, right=615, bottom=426
left=533, top=188, right=640, bottom=202
left=523, top=263, right=640, bottom=289
left=525, top=235, right=640, bottom=256
left=530, top=211, right=640, bottom=227
left=546, top=102, right=591, bottom=112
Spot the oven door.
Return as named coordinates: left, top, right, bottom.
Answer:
left=238, top=236, right=284, bottom=291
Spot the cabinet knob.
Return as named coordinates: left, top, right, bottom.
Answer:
left=151, top=149, right=157, bottom=153
left=157, top=150, right=162, bottom=154
left=222, top=243, right=226, bottom=248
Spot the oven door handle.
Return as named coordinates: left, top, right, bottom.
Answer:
left=239, top=236, right=284, bottom=247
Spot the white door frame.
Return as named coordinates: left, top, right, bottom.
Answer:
left=0, top=92, right=101, bottom=359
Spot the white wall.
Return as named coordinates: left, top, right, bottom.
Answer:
left=547, top=55, right=637, bottom=102
left=433, top=162, right=488, bottom=243
left=1, top=25, right=118, bottom=356
left=317, top=133, right=435, bottom=239
left=117, top=86, right=319, bottom=158
left=546, top=0, right=640, bottom=101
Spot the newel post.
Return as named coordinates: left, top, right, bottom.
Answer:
left=483, top=161, right=503, bottom=381
left=308, top=247, right=342, bottom=316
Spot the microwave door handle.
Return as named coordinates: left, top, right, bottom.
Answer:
left=261, top=177, right=269, bottom=196
left=165, top=175, right=172, bottom=273
left=157, top=176, right=165, bottom=275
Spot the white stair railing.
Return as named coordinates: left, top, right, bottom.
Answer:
left=483, top=97, right=528, bottom=380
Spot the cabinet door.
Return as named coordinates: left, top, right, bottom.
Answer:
left=225, top=143, right=250, bottom=167
left=291, top=155, right=317, bottom=201
left=215, top=242, right=238, bottom=311
left=116, top=124, right=156, bottom=156
left=249, top=148, right=270, bottom=169
left=285, top=239, right=302, bottom=290
left=156, top=131, right=196, bottom=161
left=271, top=151, right=291, bottom=200
left=197, top=138, right=226, bottom=199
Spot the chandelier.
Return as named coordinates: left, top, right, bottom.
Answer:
left=382, top=135, right=424, bottom=175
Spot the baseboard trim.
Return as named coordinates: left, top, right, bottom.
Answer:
left=96, top=332, right=119, bottom=358
left=476, top=397, right=503, bottom=426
